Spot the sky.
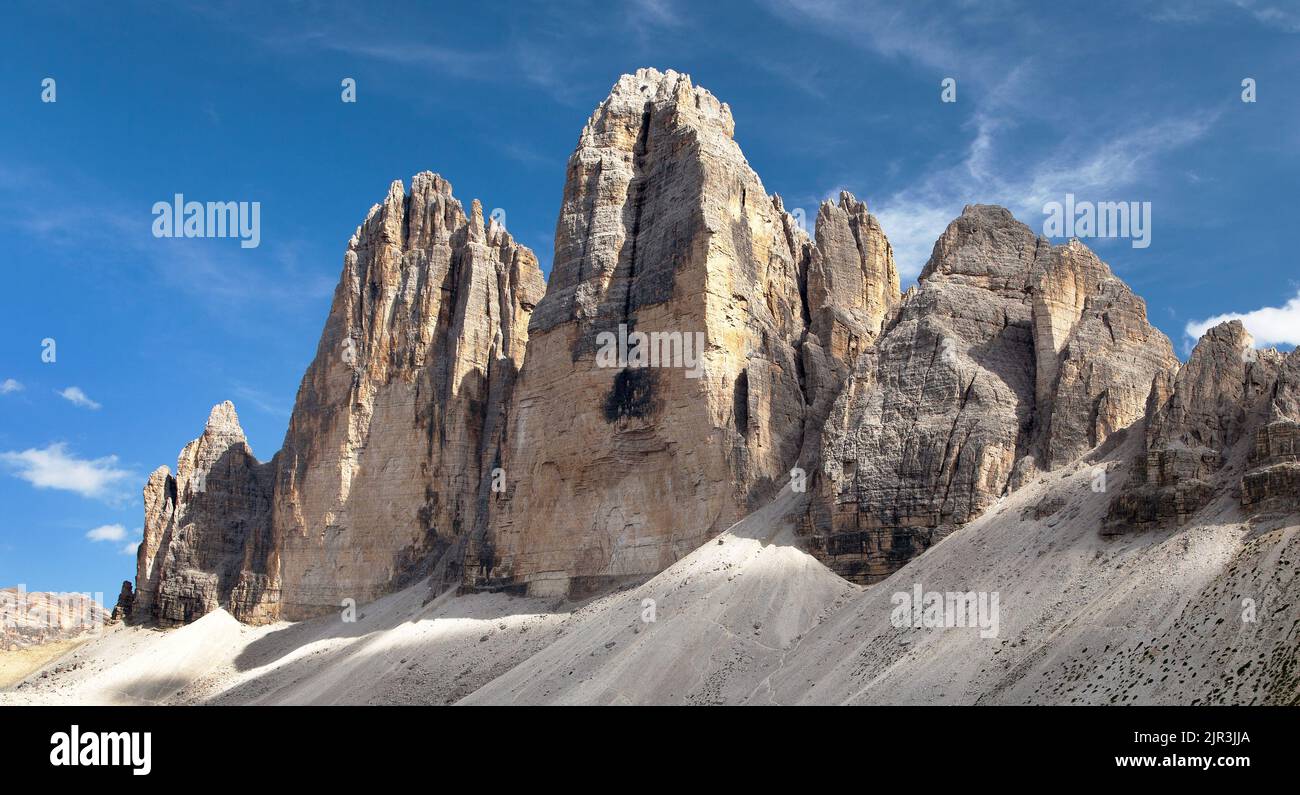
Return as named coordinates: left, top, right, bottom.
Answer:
left=2, top=0, right=1298, bottom=602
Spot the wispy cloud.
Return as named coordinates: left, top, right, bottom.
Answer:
left=85, top=523, right=127, bottom=542
left=0, top=443, right=133, bottom=501
left=1185, top=288, right=1300, bottom=347
left=57, top=386, right=101, bottom=410
left=772, top=0, right=1218, bottom=279
left=232, top=384, right=290, bottom=418
left=1, top=379, right=22, bottom=395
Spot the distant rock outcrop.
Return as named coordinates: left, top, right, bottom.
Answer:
left=1, top=588, right=108, bottom=650
left=133, top=401, right=274, bottom=625
left=1107, top=321, right=1300, bottom=531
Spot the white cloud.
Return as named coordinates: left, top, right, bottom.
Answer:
left=0, top=443, right=133, bottom=500
left=121, top=540, right=141, bottom=556
left=86, top=523, right=127, bottom=542
left=58, top=386, right=101, bottom=410
left=1, top=378, right=22, bottom=394
left=1185, top=289, right=1300, bottom=347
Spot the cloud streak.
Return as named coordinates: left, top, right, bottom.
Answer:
left=58, top=386, right=101, bottom=410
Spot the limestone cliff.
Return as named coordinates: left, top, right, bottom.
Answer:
left=805, top=206, right=1178, bottom=582
left=133, top=402, right=274, bottom=626
left=478, top=69, right=898, bottom=598
left=133, top=174, right=545, bottom=623
left=269, top=173, right=543, bottom=619
left=130, top=68, right=1282, bottom=624
left=1107, top=320, right=1300, bottom=531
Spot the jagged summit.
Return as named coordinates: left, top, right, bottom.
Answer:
left=133, top=174, right=544, bottom=625
left=129, top=70, right=1289, bottom=630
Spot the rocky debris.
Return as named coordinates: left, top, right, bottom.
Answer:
left=806, top=206, right=1177, bottom=583
left=134, top=175, right=544, bottom=624
left=133, top=401, right=275, bottom=626
left=1, top=588, right=108, bottom=650
left=1106, top=322, right=1299, bottom=532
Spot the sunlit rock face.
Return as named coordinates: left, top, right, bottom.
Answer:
left=134, top=175, right=544, bottom=623
left=269, top=173, right=544, bottom=619
left=481, top=69, right=901, bottom=598
left=807, top=207, right=1178, bottom=582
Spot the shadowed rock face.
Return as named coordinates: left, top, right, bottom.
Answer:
left=133, top=402, right=274, bottom=626
left=805, top=207, right=1178, bottom=583
left=479, top=68, right=898, bottom=598
left=1107, top=322, right=1300, bottom=531
left=134, top=175, right=545, bottom=623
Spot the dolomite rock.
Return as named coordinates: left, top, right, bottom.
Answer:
left=134, top=175, right=544, bottom=623
left=481, top=69, right=901, bottom=598
left=806, top=191, right=901, bottom=369
left=1243, top=350, right=1300, bottom=513
left=1106, top=321, right=1298, bottom=531
left=269, top=173, right=544, bottom=619
left=483, top=69, right=809, bottom=597
left=132, top=401, right=275, bottom=626
left=1030, top=240, right=1179, bottom=469
left=806, top=206, right=1177, bottom=582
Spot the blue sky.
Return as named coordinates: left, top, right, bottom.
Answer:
left=2, top=0, right=1298, bottom=602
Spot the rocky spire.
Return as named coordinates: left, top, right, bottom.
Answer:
left=133, top=401, right=274, bottom=625
left=481, top=68, right=831, bottom=597
left=134, top=175, right=545, bottom=624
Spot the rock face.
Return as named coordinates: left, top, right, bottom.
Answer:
left=1, top=588, right=108, bottom=650
left=805, top=207, right=1178, bottom=582
left=269, top=173, right=544, bottom=619
left=134, top=175, right=545, bottom=623
left=478, top=69, right=898, bottom=598
left=132, top=68, right=1282, bottom=626
left=1107, top=321, right=1300, bottom=531
left=133, top=401, right=275, bottom=625
left=1242, top=349, right=1300, bottom=514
